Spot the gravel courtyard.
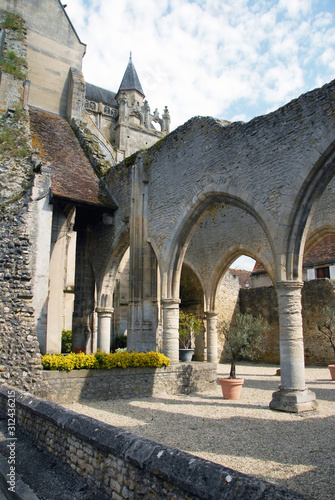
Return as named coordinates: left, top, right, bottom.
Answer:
left=63, top=363, right=335, bottom=500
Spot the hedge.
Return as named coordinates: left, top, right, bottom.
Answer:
left=41, top=351, right=171, bottom=371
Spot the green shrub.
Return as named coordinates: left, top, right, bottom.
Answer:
left=0, top=106, right=31, bottom=159
left=1, top=12, right=25, bottom=36
left=179, top=311, right=202, bottom=349
left=218, top=312, right=269, bottom=378
left=61, top=330, right=72, bottom=353
left=0, top=50, right=27, bottom=80
left=317, top=306, right=335, bottom=359
left=41, top=351, right=170, bottom=371
left=112, top=334, right=127, bottom=351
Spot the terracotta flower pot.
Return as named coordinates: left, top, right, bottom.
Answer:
left=328, top=364, right=335, bottom=380
left=218, top=377, right=244, bottom=400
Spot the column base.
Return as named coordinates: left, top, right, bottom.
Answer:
left=270, top=388, right=318, bottom=413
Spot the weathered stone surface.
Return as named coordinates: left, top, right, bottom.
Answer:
left=239, top=280, right=335, bottom=366
left=0, top=386, right=310, bottom=500
left=42, top=363, right=217, bottom=403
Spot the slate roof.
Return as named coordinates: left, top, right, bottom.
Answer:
left=85, top=83, right=118, bottom=107
left=117, top=54, right=144, bottom=97
left=29, top=106, right=114, bottom=208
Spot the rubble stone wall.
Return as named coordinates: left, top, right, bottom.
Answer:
left=0, top=12, right=46, bottom=394
left=0, top=108, right=46, bottom=394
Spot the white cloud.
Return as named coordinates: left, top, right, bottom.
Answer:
left=277, top=0, right=312, bottom=19
left=230, top=256, right=256, bottom=271
left=65, top=0, right=335, bottom=129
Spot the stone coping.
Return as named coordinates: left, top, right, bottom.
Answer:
left=42, top=361, right=217, bottom=378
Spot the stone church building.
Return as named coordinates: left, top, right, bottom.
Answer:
left=1, top=0, right=335, bottom=413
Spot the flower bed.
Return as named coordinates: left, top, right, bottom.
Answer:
left=41, top=351, right=170, bottom=371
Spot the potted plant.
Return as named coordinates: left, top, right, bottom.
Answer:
left=179, top=311, right=202, bottom=362
left=218, top=312, right=268, bottom=399
left=316, top=306, right=335, bottom=380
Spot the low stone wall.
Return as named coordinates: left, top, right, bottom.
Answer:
left=43, top=362, right=217, bottom=403
left=0, top=386, right=308, bottom=500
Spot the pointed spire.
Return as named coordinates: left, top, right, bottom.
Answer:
left=117, top=52, right=145, bottom=97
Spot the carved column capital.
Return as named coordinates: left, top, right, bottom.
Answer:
left=204, top=311, right=218, bottom=319
left=276, top=280, right=304, bottom=290
left=95, top=307, right=114, bottom=316
left=161, top=298, right=181, bottom=308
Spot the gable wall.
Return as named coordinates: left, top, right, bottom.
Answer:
left=0, top=0, right=86, bottom=116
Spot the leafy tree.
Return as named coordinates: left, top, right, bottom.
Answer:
left=218, top=312, right=269, bottom=378
left=61, top=330, right=72, bottom=353
left=317, top=306, right=335, bottom=359
left=179, top=311, right=202, bottom=349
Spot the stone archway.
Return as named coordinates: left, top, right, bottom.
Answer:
left=101, top=81, right=335, bottom=411
left=180, top=263, right=205, bottom=360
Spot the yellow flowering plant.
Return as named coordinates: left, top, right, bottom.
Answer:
left=42, top=351, right=170, bottom=371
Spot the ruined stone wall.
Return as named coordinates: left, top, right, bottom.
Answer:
left=0, top=108, right=45, bottom=394
left=215, top=270, right=241, bottom=358
left=92, top=158, right=133, bottom=287
left=238, top=280, right=335, bottom=366
left=302, top=279, right=335, bottom=365
left=143, top=83, right=335, bottom=281
left=239, top=286, right=280, bottom=364
left=0, top=10, right=28, bottom=114
left=0, top=0, right=86, bottom=116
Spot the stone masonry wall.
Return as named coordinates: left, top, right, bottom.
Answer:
left=0, top=13, right=45, bottom=395
left=239, top=280, right=335, bottom=366
left=215, top=270, right=241, bottom=360
left=0, top=106, right=46, bottom=394
left=302, top=279, right=335, bottom=365
left=42, top=363, right=217, bottom=403
left=0, top=386, right=307, bottom=500
left=239, top=286, right=280, bottom=364
left=0, top=0, right=86, bottom=116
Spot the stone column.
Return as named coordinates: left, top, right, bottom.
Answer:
left=270, top=281, right=317, bottom=412
left=205, top=311, right=218, bottom=363
left=46, top=204, right=69, bottom=354
left=162, top=299, right=180, bottom=364
left=127, top=158, right=158, bottom=352
left=194, top=316, right=206, bottom=361
left=96, top=307, right=113, bottom=353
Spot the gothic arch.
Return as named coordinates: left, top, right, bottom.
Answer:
left=160, top=190, right=277, bottom=300
left=304, top=226, right=335, bottom=255
left=208, top=248, right=275, bottom=312
left=99, top=229, right=130, bottom=303
left=286, top=145, right=335, bottom=280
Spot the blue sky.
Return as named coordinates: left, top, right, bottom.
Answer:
left=65, top=0, right=335, bottom=269
left=66, top=0, right=335, bottom=129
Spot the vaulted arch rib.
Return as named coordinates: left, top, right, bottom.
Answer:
left=287, top=145, right=335, bottom=280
